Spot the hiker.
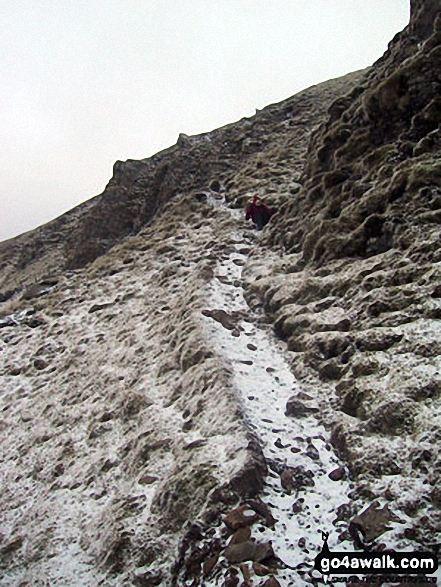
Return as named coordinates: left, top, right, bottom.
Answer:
left=245, top=195, right=273, bottom=230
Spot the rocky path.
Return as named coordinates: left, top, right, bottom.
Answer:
left=199, top=205, right=353, bottom=586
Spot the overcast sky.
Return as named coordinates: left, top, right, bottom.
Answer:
left=0, top=0, right=410, bottom=242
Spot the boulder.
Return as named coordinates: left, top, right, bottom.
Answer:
left=224, top=540, right=274, bottom=564
left=223, top=505, right=260, bottom=531
left=349, top=501, right=399, bottom=545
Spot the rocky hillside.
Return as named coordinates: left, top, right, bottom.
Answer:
left=246, top=0, right=441, bottom=550
left=0, top=70, right=364, bottom=298
left=1, top=1, right=440, bottom=585
left=0, top=71, right=366, bottom=587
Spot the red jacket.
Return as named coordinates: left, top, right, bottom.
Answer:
left=246, top=195, right=273, bottom=223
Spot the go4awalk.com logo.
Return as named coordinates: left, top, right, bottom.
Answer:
left=314, top=532, right=438, bottom=581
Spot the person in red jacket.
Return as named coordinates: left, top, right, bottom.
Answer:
left=245, top=195, right=273, bottom=230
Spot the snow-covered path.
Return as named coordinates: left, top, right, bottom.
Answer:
left=201, top=211, right=353, bottom=586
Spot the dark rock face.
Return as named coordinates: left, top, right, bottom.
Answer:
left=64, top=145, right=227, bottom=268
left=410, top=0, right=441, bottom=40
left=267, top=6, right=441, bottom=267
left=223, top=505, right=261, bottom=531
left=349, top=501, right=400, bottom=546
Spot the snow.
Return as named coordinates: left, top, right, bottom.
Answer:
left=201, top=218, right=355, bottom=586
left=0, top=194, right=255, bottom=585
left=1, top=193, right=439, bottom=585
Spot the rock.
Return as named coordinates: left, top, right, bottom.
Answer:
left=132, top=570, right=163, bottom=586
left=224, top=443, right=267, bottom=499
left=88, top=302, right=113, bottom=313
left=239, top=563, right=252, bottom=582
left=223, top=505, right=260, bottom=530
left=430, top=486, right=441, bottom=507
left=22, top=279, right=58, bottom=300
left=177, top=132, right=191, bottom=147
left=27, top=315, right=45, bottom=328
left=253, top=562, right=271, bottom=576
left=273, top=438, right=286, bottom=449
left=202, top=553, right=219, bottom=577
left=202, top=308, right=237, bottom=330
left=0, top=535, right=23, bottom=555
left=247, top=499, right=278, bottom=527
left=285, top=396, right=319, bottom=417
left=305, top=442, right=320, bottom=461
left=224, top=572, right=240, bottom=587
left=33, top=358, right=48, bottom=371
left=328, top=467, right=346, bottom=481
left=354, top=330, right=403, bottom=352
left=183, top=439, right=207, bottom=450
left=318, top=359, right=346, bottom=381
left=138, top=475, right=158, bottom=485
left=367, top=398, right=418, bottom=435
left=258, top=578, right=281, bottom=587
left=292, top=498, right=304, bottom=513
left=224, top=540, right=274, bottom=564
left=296, top=391, right=314, bottom=401
left=209, top=179, right=221, bottom=192
left=349, top=501, right=397, bottom=546
left=229, top=527, right=252, bottom=545
left=101, top=458, right=118, bottom=472
left=280, top=466, right=314, bottom=493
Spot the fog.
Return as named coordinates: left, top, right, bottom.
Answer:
left=0, top=0, right=410, bottom=241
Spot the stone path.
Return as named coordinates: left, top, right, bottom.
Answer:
left=200, top=209, right=353, bottom=586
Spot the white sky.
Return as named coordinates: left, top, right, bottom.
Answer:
left=0, top=0, right=410, bottom=242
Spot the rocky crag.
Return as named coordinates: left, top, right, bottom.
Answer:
left=1, top=1, right=440, bottom=585
left=247, top=0, right=441, bottom=549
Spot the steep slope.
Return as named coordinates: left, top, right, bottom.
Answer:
left=1, top=1, right=441, bottom=584
left=0, top=196, right=263, bottom=586
left=0, top=73, right=366, bottom=585
left=245, top=0, right=441, bottom=558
